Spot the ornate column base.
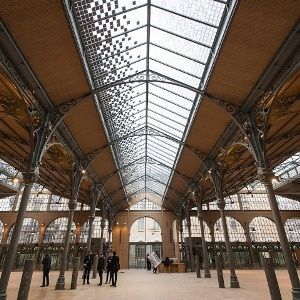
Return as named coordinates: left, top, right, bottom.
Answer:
left=292, top=288, right=300, bottom=300
left=55, top=275, right=65, bottom=290
left=230, top=273, right=240, bottom=288
left=0, top=290, right=7, bottom=300
left=204, top=269, right=211, bottom=278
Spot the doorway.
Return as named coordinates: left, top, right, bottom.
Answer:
left=128, top=217, right=162, bottom=268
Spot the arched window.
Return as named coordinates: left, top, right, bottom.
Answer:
left=80, top=217, right=109, bottom=242
left=214, top=217, right=246, bottom=242
left=0, top=196, right=15, bottom=211
left=182, top=216, right=211, bottom=242
left=249, top=217, right=279, bottom=242
left=130, top=217, right=161, bottom=243
left=44, top=217, right=76, bottom=243
left=7, top=218, right=39, bottom=244
left=285, top=219, right=300, bottom=242
left=130, top=199, right=161, bottom=210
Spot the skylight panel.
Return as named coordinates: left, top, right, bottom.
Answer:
left=71, top=0, right=234, bottom=206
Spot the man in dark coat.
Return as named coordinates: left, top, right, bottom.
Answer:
left=110, top=251, right=120, bottom=287
left=97, top=253, right=105, bottom=286
left=146, top=254, right=151, bottom=271
left=41, top=253, right=51, bottom=287
left=105, top=252, right=113, bottom=284
left=83, top=251, right=93, bottom=285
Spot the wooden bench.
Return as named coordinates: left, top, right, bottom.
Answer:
left=158, top=262, right=186, bottom=273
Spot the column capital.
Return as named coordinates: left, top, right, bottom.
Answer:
left=186, top=218, right=191, bottom=229
left=257, top=166, right=273, bottom=183
left=197, top=210, right=203, bottom=220
left=68, top=201, right=77, bottom=211
left=22, top=170, right=39, bottom=184
left=217, top=199, right=225, bottom=210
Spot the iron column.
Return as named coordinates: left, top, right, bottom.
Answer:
left=87, top=196, right=96, bottom=252
left=55, top=162, right=83, bottom=290
left=218, top=200, right=240, bottom=288
left=186, top=208, right=195, bottom=272
left=0, top=171, right=36, bottom=299
left=55, top=202, right=76, bottom=290
left=210, top=161, right=239, bottom=288
left=99, top=201, right=107, bottom=255
left=259, top=167, right=300, bottom=298
left=198, top=208, right=211, bottom=278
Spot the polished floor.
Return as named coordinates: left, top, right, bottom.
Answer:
left=3, top=269, right=297, bottom=300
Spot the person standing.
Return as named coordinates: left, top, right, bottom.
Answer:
left=146, top=254, right=151, bottom=271
left=83, top=251, right=93, bottom=285
left=105, top=252, right=113, bottom=284
left=40, top=253, right=51, bottom=287
left=153, top=251, right=160, bottom=274
left=97, top=253, right=105, bottom=286
left=110, top=251, right=120, bottom=287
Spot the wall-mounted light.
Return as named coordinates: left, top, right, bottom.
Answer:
left=81, top=169, right=86, bottom=174
left=123, top=221, right=126, bottom=225
left=271, top=176, right=280, bottom=184
left=11, top=176, right=20, bottom=184
left=116, top=222, right=119, bottom=225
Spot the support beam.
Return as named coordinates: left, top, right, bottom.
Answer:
left=210, top=161, right=240, bottom=288
left=198, top=207, right=211, bottom=278
left=185, top=204, right=195, bottom=272
left=55, top=161, right=83, bottom=290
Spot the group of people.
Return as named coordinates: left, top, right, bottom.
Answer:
left=40, top=250, right=120, bottom=288
left=83, top=251, right=120, bottom=287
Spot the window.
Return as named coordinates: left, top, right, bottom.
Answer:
left=138, top=218, right=145, bottom=231
left=285, top=219, right=300, bottom=242
left=130, top=198, right=161, bottom=210
left=0, top=196, right=15, bottom=211
left=249, top=217, right=279, bottom=242
left=49, top=195, right=69, bottom=211
left=214, top=217, right=246, bottom=242
left=26, top=191, right=50, bottom=211
left=181, top=216, right=211, bottom=242
left=7, top=218, right=39, bottom=244
left=44, top=217, right=76, bottom=243
left=130, top=217, right=162, bottom=243
left=80, top=217, right=109, bottom=242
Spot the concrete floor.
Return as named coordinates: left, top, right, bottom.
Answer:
left=3, top=269, right=297, bottom=300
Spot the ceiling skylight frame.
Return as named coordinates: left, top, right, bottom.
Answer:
left=70, top=0, right=237, bottom=207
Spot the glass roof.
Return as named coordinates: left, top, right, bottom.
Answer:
left=71, top=0, right=234, bottom=205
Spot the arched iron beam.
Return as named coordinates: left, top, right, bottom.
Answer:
left=82, top=126, right=147, bottom=169
left=53, top=70, right=239, bottom=136
left=145, top=186, right=178, bottom=207
left=92, top=156, right=146, bottom=191
left=81, top=125, right=208, bottom=179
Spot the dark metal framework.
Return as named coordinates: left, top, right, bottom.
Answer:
left=66, top=0, right=236, bottom=206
